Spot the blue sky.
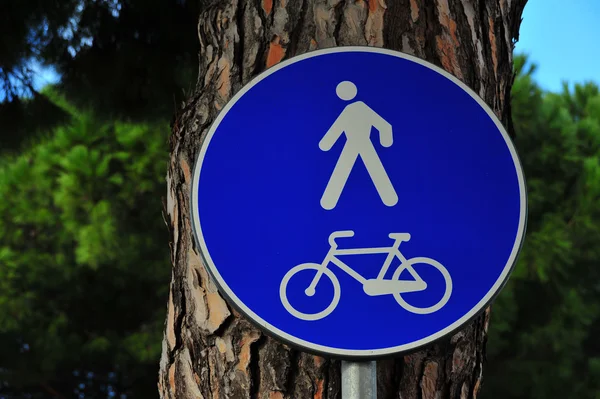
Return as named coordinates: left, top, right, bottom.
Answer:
left=515, top=0, right=600, bottom=92
left=31, top=0, right=600, bottom=94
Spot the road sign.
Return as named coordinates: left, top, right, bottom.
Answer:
left=191, top=46, right=527, bottom=358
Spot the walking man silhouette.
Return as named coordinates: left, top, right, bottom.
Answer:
left=319, top=81, right=399, bottom=210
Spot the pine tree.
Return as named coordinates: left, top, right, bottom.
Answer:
left=158, top=1, right=527, bottom=398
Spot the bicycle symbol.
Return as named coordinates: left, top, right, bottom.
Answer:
left=279, top=230, right=453, bottom=321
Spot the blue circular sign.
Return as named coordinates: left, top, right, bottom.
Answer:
left=191, top=47, right=527, bottom=358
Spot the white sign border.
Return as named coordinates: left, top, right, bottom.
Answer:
left=190, top=46, right=528, bottom=359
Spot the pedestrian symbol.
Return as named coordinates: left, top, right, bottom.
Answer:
left=320, top=80, right=398, bottom=210
left=191, top=47, right=527, bottom=358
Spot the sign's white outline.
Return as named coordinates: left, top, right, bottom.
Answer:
left=190, top=46, right=527, bottom=358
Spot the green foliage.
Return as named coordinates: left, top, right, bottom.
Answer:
left=0, top=0, right=200, bottom=151
left=0, top=89, right=170, bottom=398
left=483, top=55, right=600, bottom=399
left=0, top=92, right=71, bottom=153
left=3, top=50, right=600, bottom=398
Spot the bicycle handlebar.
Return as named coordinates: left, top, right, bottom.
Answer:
left=328, top=230, right=355, bottom=247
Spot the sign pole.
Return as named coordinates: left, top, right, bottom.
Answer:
left=341, top=361, right=377, bottom=399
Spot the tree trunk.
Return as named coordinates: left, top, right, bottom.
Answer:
left=158, top=0, right=527, bottom=398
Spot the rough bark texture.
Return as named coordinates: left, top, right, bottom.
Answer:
left=158, top=1, right=527, bottom=398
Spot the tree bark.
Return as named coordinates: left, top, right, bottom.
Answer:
left=158, top=0, right=527, bottom=398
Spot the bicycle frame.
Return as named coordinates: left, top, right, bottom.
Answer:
left=282, top=232, right=452, bottom=319
left=306, top=237, right=410, bottom=293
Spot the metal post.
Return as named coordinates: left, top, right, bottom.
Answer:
left=341, top=361, right=377, bottom=399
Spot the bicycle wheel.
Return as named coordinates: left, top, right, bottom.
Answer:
left=392, top=257, right=452, bottom=314
left=279, top=263, right=341, bottom=321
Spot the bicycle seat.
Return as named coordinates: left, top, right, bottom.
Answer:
left=389, top=233, right=411, bottom=242
left=328, top=230, right=355, bottom=247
